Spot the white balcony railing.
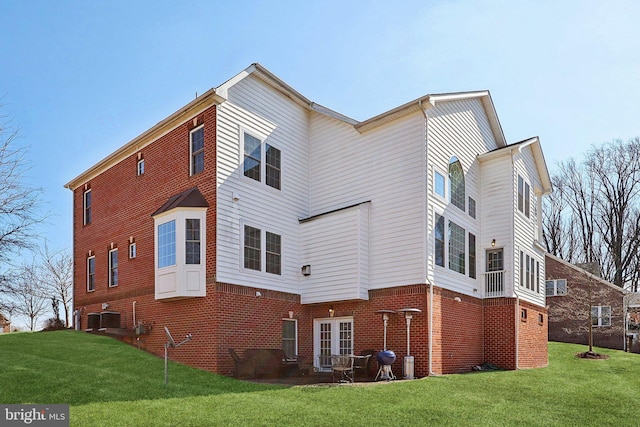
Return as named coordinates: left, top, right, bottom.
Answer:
left=484, top=270, right=505, bottom=298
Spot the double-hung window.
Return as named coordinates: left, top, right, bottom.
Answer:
left=108, top=249, right=118, bottom=287
left=185, top=219, right=201, bottom=264
left=282, top=319, right=297, bottom=359
left=190, top=126, right=204, bottom=175
left=243, top=225, right=282, bottom=275
left=83, top=189, right=92, bottom=225
left=243, top=132, right=281, bottom=190
left=520, top=251, right=540, bottom=292
left=591, top=306, right=611, bottom=327
left=87, top=256, right=95, bottom=291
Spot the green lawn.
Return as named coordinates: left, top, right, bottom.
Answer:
left=0, top=331, right=638, bottom=426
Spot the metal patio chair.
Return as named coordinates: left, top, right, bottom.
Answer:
left=331, top=354, right=354, bottom=383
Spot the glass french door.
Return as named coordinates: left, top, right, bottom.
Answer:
left=314, top=317, right=353, bottom=371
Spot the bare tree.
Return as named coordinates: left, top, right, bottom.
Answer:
left=5, top=263, right=49, bottom=331
left=543, top=175, right=578, bottom=261
left=0, top=110, right=45, bottom=263
left=543, top=138, right=640, bottom=288
left=37, top=244, right=73, bottom=327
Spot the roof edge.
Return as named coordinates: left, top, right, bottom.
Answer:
left=65, top=89, right=224, bottom=190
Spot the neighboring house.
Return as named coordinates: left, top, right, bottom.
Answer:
left=546, top=254, right=626, bottom=350
left=626, top=293, right=640, bottom=352
left=0, top=314, right=9, bottom=333
left=65, top=63, right=552, bottom=377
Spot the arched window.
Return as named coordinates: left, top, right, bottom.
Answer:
left=449, top=157, right=465, bottom=211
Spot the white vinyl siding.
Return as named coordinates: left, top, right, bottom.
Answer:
left=216, top=74, right=309, bottom=294
left=310, top=112, right=426, bottom=290
left=429, top=99, right=489, bottom=295
left=300, top=204, right=369, bottom=304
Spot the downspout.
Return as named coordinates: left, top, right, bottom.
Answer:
left=133, top=301, right=137, bottom=328
left=419, top=99, right=436, bottom=376
left=510, top=148, right=520, bottom=370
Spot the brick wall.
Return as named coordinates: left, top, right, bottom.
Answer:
left=73, top=106, right=217, bottom=318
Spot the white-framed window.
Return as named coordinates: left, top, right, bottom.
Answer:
left=518, top=175, right=531, bottom=218
left=83, top=189, right=92, bottom=225
left=129, top=242, right=137, bottom=259
left=469, top=233, right=476, bottom=279
left=434, top=170, right=446, bottom=198
left=448, top=220, right=466, bottom=274
left=435, top=214, right=445, bottom=267
left=591, top=306, right=611, bottom=327
left=449, top=157, right=465, bottom=212
left=545, top=279, right=567, bottom=296
left=137, top=158, right=145, bottom=176
left=108, top=248, right=118, bottom=287
left=244, top=225, right=261, bottom=271
left=519, top=251, right=540, bottom=292
left=242, top=131, right=281, bottom=190
left=158, top=220, right=176, bottom=268
left=434, top=213, right=476, bottom=277
left=282, top=319, right=297, bottom=359
left=266, top=144, right=281, bottom=190
left=243, top=224, right=282, bottom=275
left=185, top=219, right=201, bottom=265
left=190, top=125, right=204, bottom=176
left=468, top=197, right=476, bottom=219
left=266, top=231, right=281, bottom=275
left=87, top=255, right=95, bottom=292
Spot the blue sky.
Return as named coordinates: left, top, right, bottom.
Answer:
left=1, top=0, right=639, bottom=255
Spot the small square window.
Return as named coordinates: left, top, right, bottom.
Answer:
left=137, top=159, right=145, bottom=176
left=129, top=242, right=137, bottom=259
left=521, top=308, right=527, bottom=321
left=538, top=313, right=544, bottom=325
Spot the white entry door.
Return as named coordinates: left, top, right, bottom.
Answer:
left=314, top=317, right=353, bottom=371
